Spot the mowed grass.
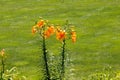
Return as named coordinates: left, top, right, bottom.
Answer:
left=0, top=0, right=120, bottom=79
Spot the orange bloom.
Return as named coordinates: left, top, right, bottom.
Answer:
left=43, top=26, right=55, bottom=39
left=44, top=30, right=50, bottom=38
left=37, top=20, right=44, bottom=28
left=71, top=31, right=76, bottom=43
left=56, top=30, right=66, bottom=41
left=47, top=26, right=55, bottom=35
left=0, top=49, right=5, bottom=56
left=32, top=26, right=37, bottom=35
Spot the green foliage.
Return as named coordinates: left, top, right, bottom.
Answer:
left=2, top=67, right=26, bottom=80
left=81, top=66, right=120, bottom=80
left=48, top=55, right=61, bottom=80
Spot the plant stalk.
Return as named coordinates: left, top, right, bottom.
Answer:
left=60, top=39, right=66, bottom=80
left=42, top=36, right=50, bottom=80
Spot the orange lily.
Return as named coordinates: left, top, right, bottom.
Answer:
left=44, top=30, right=51, bottom=38
left=71, top=31, right=76, bottom=43
left=37, top=20, right=44, bottom=28
left=47, top=26, right=55, bottom=35
left=43, top=26, right=55, bottom=39
left=32, top=26, right=37, bottom=35
left=56, top=29, right=66, bottom=41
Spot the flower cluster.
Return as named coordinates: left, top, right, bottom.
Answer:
left=32, top=20, right=45, bottom=35
left=32, top=19, right=76, bottom=43
left=32, top=20, right=55, bottom=39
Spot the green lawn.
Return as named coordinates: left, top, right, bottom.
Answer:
left=0, top=0, right=120, bottom=80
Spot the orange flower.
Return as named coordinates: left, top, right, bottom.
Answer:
left=47, top=26, right=55, bottom=35
left=37, top=20, right=44, bottom=28
left=0, top=49, right=5, bottom=56
left=43, top=26, right=55, bottom=39
left=56, top=29, right=66, bottom=41
left=44, top=30, right=51, bottom=38
left=71, top=31, right=76, bottom=43
left=32, top=26, right=37, bottom=35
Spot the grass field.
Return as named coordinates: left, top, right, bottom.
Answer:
left=0, top=0, right=120, bottom=80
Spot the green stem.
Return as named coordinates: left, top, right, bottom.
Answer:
left=42, top=36, right=50, bottom=80
left=60, top=39, right=66, bottom=80
left=0, top=56, right=5, bottom=80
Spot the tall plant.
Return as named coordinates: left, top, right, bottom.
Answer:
left=32, top=19, right=55, bottom=80
left=56, top=21, right=76, bottom=80
left=32, top=18, right=76, bottom=80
